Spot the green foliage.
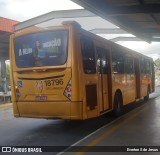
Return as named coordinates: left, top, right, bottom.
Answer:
left=155, top=58, right=160, bottom=86
left=154, top=58, right=160, bottom=68
left=6, top=63, right=10, bottom=85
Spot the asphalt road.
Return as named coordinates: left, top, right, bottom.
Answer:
left=0, top=87, right=160, bottom=155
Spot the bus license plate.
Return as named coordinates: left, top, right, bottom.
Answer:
left=36, top=95, right=47, bottom=101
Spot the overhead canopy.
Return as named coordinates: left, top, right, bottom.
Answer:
left=0, top=17, right=18, bottom=59
left=0, top=31, right=11, bottom=59
left=71, top=0, right=160, bottom=43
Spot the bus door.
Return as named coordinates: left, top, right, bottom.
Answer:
left=135, top=58, right=141, bottom=98
left=97, top=47, right=111, bottom=113
left=151, top=62, right=155, bottom=92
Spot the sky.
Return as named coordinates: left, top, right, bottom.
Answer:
left=0, top=0, right=160, bottom=60
left=0, top=0, right=82, bottom=21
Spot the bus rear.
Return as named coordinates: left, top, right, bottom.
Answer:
left=10, top=24, right=82, bottom=120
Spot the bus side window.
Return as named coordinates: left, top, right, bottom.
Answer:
left=140, top=58, right=145, bottom=73
left=140, top=58, right=151, bottom=74
left=80, top=37, right=96, bottom=74
left=124, top=55, right=134, bottom=74
left=96, top=47, right=108, bottom=74
left=112, top=52, right=124, bottom=74
left=145, top=60, right=151, bottom=74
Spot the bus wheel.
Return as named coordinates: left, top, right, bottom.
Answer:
left=144, top=87, right=149, bottom=101
left=113, top=92, right=123, bottom=116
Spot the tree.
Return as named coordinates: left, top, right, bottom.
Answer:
left=6, top=63, right=10, bottom=86
left=155, top=58, right=160, bottom=69
left=154, top=58, right=160, bottom=86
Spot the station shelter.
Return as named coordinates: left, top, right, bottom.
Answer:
left=0, top=17, right=18, bottom=100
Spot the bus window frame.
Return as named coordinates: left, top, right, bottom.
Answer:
left=124, top=54, right=134, bottom=74
left=96, top=47, right=109, bottom=75
left=140, top=58, right=152, bottom=75
left=112, top=48, right=124, bottom=74
left=13, top=29, right=69, bottom=69
left=80, top=36, right=96, bottom=74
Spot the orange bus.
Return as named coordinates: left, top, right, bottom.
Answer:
left=10, top=21, right=155, bottom=120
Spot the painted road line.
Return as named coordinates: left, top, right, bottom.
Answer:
left=56, top=101, right=150, bottom=155
left=0, top=103, right=12, bottom=109
left=74, top=105, right=148, bottom=155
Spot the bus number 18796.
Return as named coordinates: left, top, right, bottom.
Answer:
left=45, top=79, right=63, bottom=87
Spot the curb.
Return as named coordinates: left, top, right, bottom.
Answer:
left=0, top=103, right=12, bottom=109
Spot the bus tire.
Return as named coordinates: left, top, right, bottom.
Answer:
left=113, top=92, right=123, bottom=116
left=144, top=87, right=149, bottom=101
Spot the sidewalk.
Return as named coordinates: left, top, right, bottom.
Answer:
left=0, top=91, right=12, bottom=109
left=64, top=94, right=160, bottom=154
left=0, top=91, right=11, bottom=104
left=0, top=102, right=12, bottom=109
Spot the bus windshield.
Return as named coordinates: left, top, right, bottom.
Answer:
left=14, top=30, right=68, bottom=68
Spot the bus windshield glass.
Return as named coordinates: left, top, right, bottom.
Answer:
left=14, top=30, right=68, bottom=68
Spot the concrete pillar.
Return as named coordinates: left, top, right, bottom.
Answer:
left=1, top=58, right=7, bottom=93
left=1, top=59, right=6, bottom=77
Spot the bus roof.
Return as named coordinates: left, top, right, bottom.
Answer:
left=13, top=20, right=153, bottom=61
